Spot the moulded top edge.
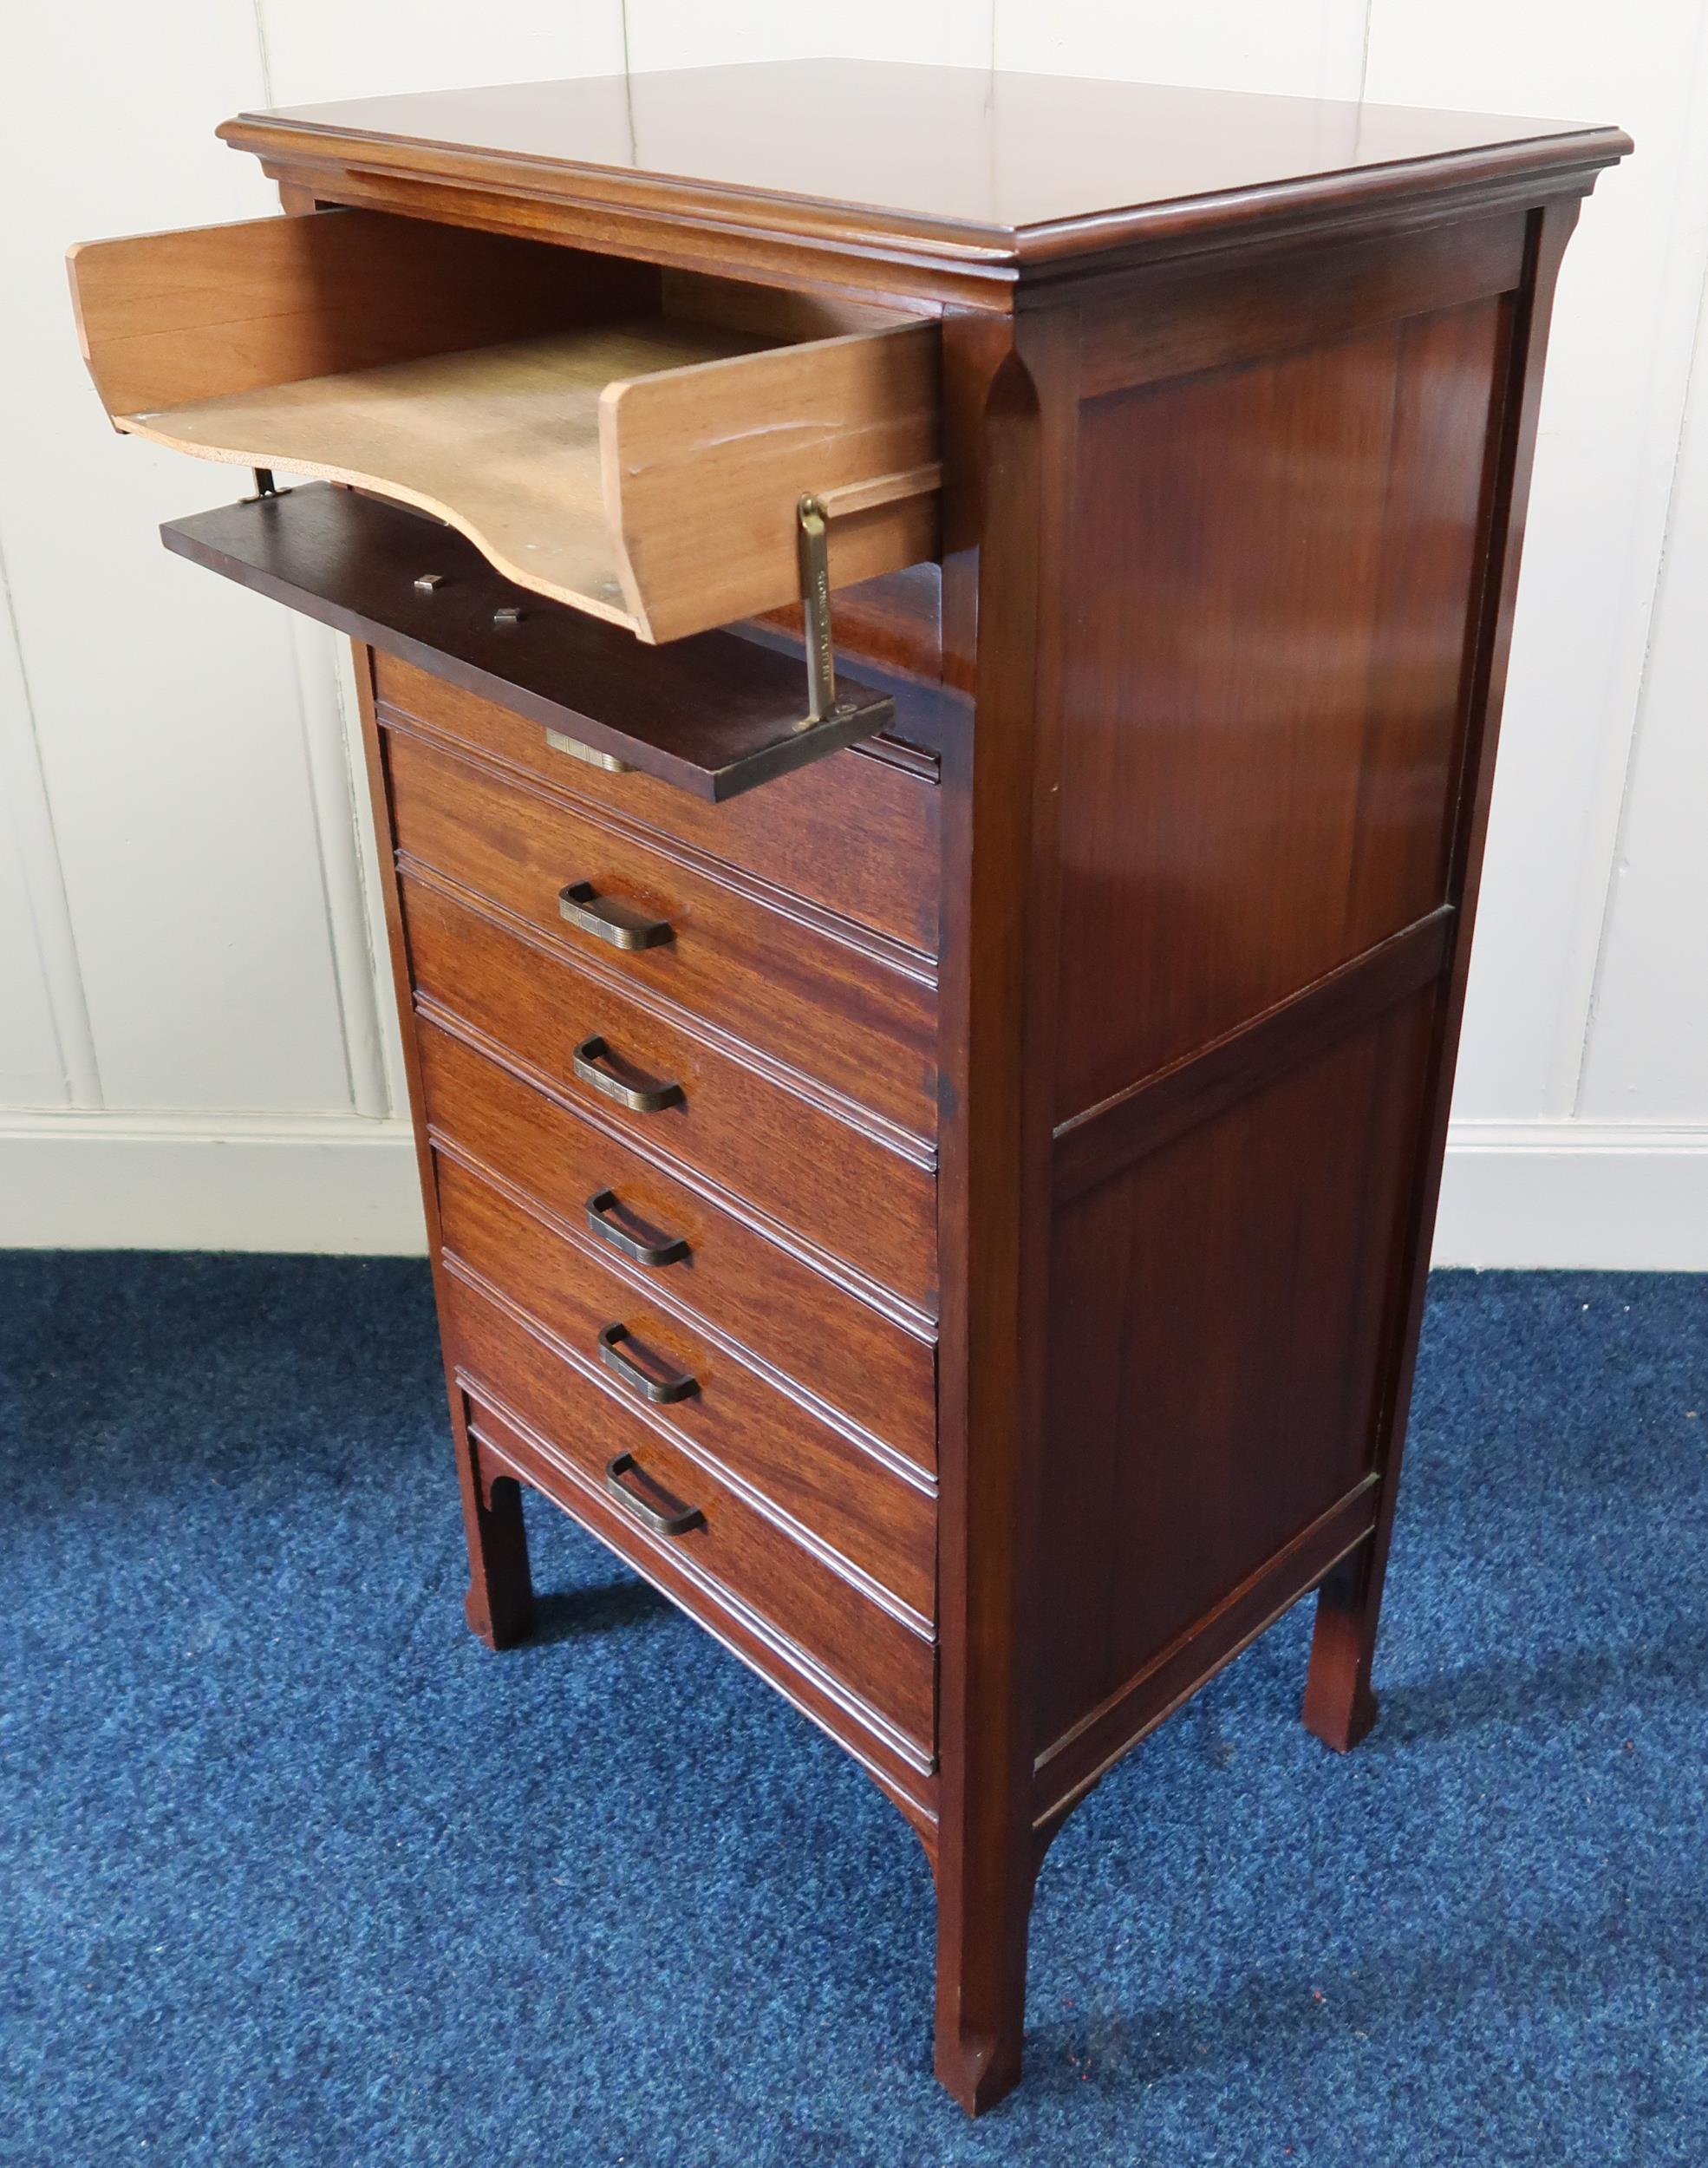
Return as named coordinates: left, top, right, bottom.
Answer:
left=217, top=60, right=1631, bottom=272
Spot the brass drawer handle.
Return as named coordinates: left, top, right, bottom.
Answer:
left=603, top=1451, right=705, bottom=1538
left=597, top=1322, right=699, bottom=1405
left=558, top=880, right=673, bottom=952
left=586, top=1188, right=689, bottom=1268
left=571, top=1035, right=683, bottom=1114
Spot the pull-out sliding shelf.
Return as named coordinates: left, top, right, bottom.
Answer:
left=166, top=486, right=903, bottom=799
left=68, top=208, right=941, bottom=644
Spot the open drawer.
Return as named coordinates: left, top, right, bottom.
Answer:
left=66, top=208, right=941, bottom=644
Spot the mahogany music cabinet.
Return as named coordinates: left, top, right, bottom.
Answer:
left=68, top=63, right=1628, bottom=2113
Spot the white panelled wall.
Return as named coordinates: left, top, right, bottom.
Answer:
left=1, top=3, right=1701, bottom=1264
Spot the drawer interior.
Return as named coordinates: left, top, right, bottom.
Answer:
left=68, top=209, right=941, bottom=643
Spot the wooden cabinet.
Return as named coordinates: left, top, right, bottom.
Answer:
left=67, top=61, right=1628, bottom=2113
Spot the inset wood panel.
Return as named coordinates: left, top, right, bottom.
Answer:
left=1034, top=986, right=1436, bottom=1757
left=1053, top=296, right=1508, bottom=1120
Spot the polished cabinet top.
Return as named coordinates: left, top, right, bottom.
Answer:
left=223, top=61, right=1628, bottom=270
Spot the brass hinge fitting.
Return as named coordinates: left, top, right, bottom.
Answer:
left=795, top=494, right=849, bottom=732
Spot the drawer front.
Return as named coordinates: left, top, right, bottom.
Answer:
left=418, top=1019, right=935, bottom=1472
left=386, top=721, right=937, bottom=1139
left=375, top=653, right=941, bottom=957
left=435, top=1153, right=935, bottom=1621
left=402, top=876, right=939, bottom=1315
left=445, top=1270, right=935, bottom=1758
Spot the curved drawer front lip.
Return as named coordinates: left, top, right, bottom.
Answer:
left=434, top=1150, right=935, bottom=1623
left=385, top=720, right=938, bottom=1140
left=445, top=1269, right=936, bottom=1760
left=401, top=875, right=940, bottom=1317
left=416, top=1017, right=937, bottom=1473
left=374, top=651, right=943, bottom=958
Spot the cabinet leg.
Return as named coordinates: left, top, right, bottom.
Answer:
left=1302, top=1549, right=1382, bottom=1752
left=458, top=1427, right=535, bottom=1650
left=933, top=1841, right=1035, bottom=2115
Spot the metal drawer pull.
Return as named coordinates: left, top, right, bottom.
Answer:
left=597, top=1322, right=699, bottom=1405
left=558, top=881, right=672, bottom=951
left=586, top=1188, right=689, bottom=1268
left=544, top=727, right=632, bottom=774
left=571, top=1035, right=683, bottom=1114
left=603, top=1451, right=705, bottom=1538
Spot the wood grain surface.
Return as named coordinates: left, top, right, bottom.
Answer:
left=416, top=1017, right=939, bottom=1472
left=385, top=720, right=938, bottom=1138
left=220, top=64, right=1629, bottom=291
left=1053, top=295, right=1509, bottom=1118
left=463, top=1394, right=940, bottom=1839
left=375, top=651, right=943, bottom=956
left=435, top=1151, right=936, bottom=1621
left=399, top=872, right=940, bottom=1314
left=125, top=88, right=1626, bottom=2116
left=70, top=204, right=942, bottom=638
left=121, top=319, right=772, bottom=626
left=67, top=209, right=657, bottom=415
left=446, top=1267, right=936, bottom=1754
left=162, top=487, right=905, bottom=800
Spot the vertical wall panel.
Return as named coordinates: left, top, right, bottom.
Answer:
left=1, top=8, right=1700, bottom=1252
left=1577, top=258, right=1708, bottom=1123
left=0, top=779, right=69, bottom=1106
left=623, top=3, right=993, bottom=73
left=0, top=8, right=352, bottom=1111
left=0, top=540, right=92, bottom=1106
left=254, top=0, right=631, bottom=1120
left=255, top=2, right=626, bottom=107
left=994, top=0, right=1369, bottom=98
left=1364, top=1, right=1708, bottom=1124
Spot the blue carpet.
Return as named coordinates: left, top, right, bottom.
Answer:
left=3, top=1256, right=1705, bottom=2165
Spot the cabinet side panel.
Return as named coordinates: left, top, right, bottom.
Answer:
left=1053, top=292, right=1509, bottom=1120
left=1037, top=987, right=1434, bottom=1753
left=1033, top=233, right=1526, bottom=1788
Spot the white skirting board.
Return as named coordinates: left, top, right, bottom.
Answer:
left=0, top=1112, right=1705, bottom=1267
left=0, top=1110, right=427, bottom=1255
left=1433, top=1122, right=1708, bottom=1270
